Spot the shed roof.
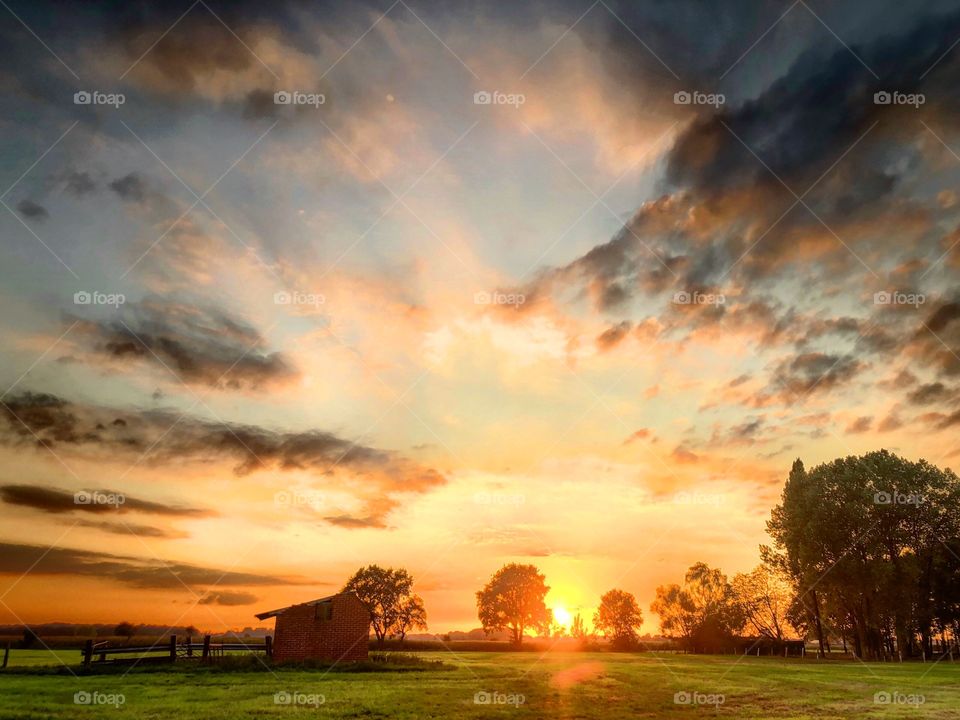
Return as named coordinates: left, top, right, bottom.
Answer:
left=254, top=592, right=355, bottom=620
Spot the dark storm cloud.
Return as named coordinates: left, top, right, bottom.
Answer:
left=665, top=9, right=960, bottom=197
left=907, top=382, right=947, bottom=405
left=509, top=7, right=960, bottom=317
left=0, top=484, right=212, bottom=517
left=323, top=513, right=387, bottom=529
left=70, top=299, right=298, bottom=390
left=74, top=519, right=188, bottom=539
left=925, top=301, right=960, bottom=333
left=108, top=172, right=147, bottom=202
left=762, top=353, right=865, bottom=403
left=0, top=391, right=446, bottom=526
left=596, top=321, right=633, bottom=351
left=846, top=416, right=872, bottom=434
left=0, top=542, right=290, bottom=589
left=199, top=591, right=258, bottom=606
left=64, top=171, right=97, bottom=196
left=16, top=199, right=49, bottom=220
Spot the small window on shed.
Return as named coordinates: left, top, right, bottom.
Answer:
left=315, top=602, right=333, bottom=621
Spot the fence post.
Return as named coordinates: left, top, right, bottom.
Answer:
left=202, top=635, right=210, bottom=661
left=169, top=634, right=177, bottom=662
left=187, top=635, right=193, bottom=658
left=2, top=642, right=9, bottom=669
left=265, top=636, right=273, bottom=659
left=82, top=639, right=93, bottom=669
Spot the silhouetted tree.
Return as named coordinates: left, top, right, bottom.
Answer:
left=20, top=626, right=39, bottom=649
left=651, top=562, right=742, bottom=652
left=570, top=613, right=588, bottom=645
left=593, top=589, right=643, bottom=649
left=343, top=565, right=419, bottom=647
left=394, top=594, right=428, bottom=640
left=731, top=563, right=797, bottom=641
left=476, top=563, right=552, bottom=645
left=114, top=622, right=136, bottom=641
left=767, top=451, right=960, bottom=660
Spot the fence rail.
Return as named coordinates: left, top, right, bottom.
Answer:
left=82, top=634, right=272, bottom=668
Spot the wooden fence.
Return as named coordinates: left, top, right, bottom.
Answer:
left=82, top=634, right=272, bottom=668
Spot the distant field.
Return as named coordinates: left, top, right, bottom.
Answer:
left=1, top=649, right=958, bottom=719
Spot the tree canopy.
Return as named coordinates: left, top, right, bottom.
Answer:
left=342, top=565, right=426, bottom=646
left=593, top=589, right=643, bottom=649
left=476, top=563, right=552, bottom=645
left=767, top=450, right=960, bottom=660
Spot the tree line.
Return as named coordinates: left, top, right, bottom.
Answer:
left=336, top=451, right=960, bottom=658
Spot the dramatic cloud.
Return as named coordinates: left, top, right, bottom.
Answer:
left=0, top=392, right=446, bottom=527
left=0, top=484, right=212, bottom=517
left=199, top=591, right=258, bottom=606
left=63, top=171, right=96, bottom=196
left=108, top=173, right=148, bottom=203
left=70, top=299, right=298, bottom=390
left=0, top=542, right=291, bottom=589
left=16, top=199, right=48, bottom=220
left=762, top=353, right=865, bottom=405
left=74, top=519, right=189, bottom=540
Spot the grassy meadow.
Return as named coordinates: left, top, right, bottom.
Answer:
left=1, top=649, right=958, bottom=719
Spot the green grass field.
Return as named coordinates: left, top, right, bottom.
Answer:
left=1, top=649, right=957, bottom=719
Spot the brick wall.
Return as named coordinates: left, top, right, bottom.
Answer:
left=272, top=593, right=370, bottom=663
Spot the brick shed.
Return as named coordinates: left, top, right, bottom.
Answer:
left=255, top=592, right=370, bottom=663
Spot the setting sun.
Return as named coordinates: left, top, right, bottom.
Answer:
left=552, top=605, right=572, bottom=629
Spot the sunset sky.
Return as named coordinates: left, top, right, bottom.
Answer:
left=3, top=0, right=960, bottom=635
